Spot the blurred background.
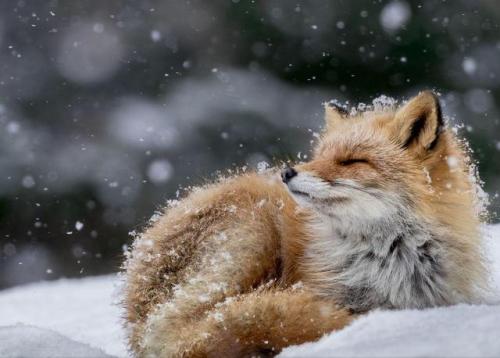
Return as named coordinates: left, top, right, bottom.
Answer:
left=1, top=0, right=499, bottom=288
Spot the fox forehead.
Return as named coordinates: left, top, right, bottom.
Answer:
left=325, top=108, right=396, bottom=132
left=314, top=113, right=403, bottom=161
left=305, top=111, right=422, bottom=185
left=315, top=131, right=395, bottom=159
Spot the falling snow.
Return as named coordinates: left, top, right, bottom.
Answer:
left=1, top=2, right=499, bottom=355
left=462, top=57, right=477, bottom=75
left=380, top=1, right=411, bottom=32
left=147, top=159, right=173, bottom=184
left=257, top=161, right=270, bottom=173
left=75, top=221, right=84, bottom=231
left=150, top=30, right=161, bottom=42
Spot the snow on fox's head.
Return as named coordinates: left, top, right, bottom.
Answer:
left=283, top=91, right=478, bottom=227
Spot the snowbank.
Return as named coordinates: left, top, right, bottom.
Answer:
left=0, top=275, right=127, bottom=357
left=0, top=325, right=113, bottom=358
left=281, top=304, right=500, bottom=357
left=0, top=225, right=499, bottom=357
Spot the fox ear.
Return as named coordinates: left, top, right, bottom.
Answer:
left=392, top=91, right=443, bottom=153
left=324, top=102, right=348, bottom=130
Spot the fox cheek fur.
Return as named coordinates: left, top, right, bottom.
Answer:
left=284, top=91, right=486, bottom=311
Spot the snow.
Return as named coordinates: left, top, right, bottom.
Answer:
left=380, top=1, right=411, bottom=33
left=146, top=159, right=174, bottom=184
left=0, top=225, right=499, bottom=357
left=75, top=220, right=84, bottom=231
left=0, top=325, right=112, bottom=358
left=462, top=57, right=477, bottom=75
left=56, top=22, right=124, bottom=84
left=0, top=275, right=128, bottom=357
left=150, top=30, right=161, bottom=42
left=281, top=304, right=500, bottom=357
left=21, top=175, right=35, bottom=189
left=257, top=160, right=270, bottom=173
left=463, top=88, right=494, bottom=113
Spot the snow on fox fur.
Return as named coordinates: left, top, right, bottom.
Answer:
left=123, top=91, right=488, bottom=357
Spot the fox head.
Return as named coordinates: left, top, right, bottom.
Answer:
left=283, top=91, right=479, bottom=228
left=282, top=91, right=487, bottom=310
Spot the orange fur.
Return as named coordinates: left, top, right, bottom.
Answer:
left=123, top=91, right=487, bottom=357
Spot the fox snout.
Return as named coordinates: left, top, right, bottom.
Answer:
left=281, top=167, right=298, bottom=183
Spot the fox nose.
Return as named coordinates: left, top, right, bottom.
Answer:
left=281, top=167, right=297, bottom=183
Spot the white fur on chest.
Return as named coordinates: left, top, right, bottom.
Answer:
left=302, top=210, right=452, bottom=310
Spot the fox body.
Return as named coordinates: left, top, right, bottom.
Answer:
left=123, top=92, right=486, bottom=357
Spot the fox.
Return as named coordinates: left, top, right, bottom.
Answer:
left=122, top=91, right=487, bottom=357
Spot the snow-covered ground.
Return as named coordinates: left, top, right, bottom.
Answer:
left=1, top=225, right=499, bottom=357
left=0, top=275, right=127, bottom=357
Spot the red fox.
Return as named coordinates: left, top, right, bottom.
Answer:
left=123, top=91, right=487, bottom=357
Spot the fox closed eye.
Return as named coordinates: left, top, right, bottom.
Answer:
left=339, top=158, right=368, bottom=165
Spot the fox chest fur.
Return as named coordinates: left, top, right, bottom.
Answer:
left=300, top=208, right=450, bottom=312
